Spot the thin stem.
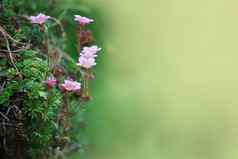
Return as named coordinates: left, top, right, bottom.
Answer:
left=81, top=69, right=90, bottom=100
left=76, top=25, right=81, bottom=55
left=49, top=17, right=66, bottom=39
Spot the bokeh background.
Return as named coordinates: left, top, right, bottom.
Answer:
left=59, top=0, right=238, bottom=159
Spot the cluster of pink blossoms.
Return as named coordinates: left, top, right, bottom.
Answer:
left=74, top=15, right=102, bottom=69
left=44, top=78, right=81, bottom=93
left=29, top=13, right=50, bottom=24
left=31, top=13, right=101, bottom=93
left=77, top=45, right=101, bottom=69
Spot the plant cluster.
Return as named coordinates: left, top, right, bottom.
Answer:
left=0, top=0, right=102, bottom=159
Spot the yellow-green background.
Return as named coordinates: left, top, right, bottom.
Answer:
left=60, top=0, right=238, bottom=159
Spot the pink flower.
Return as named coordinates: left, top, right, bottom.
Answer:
left=74, top=15, right=94, bottom=25
left=43, top=77, right=57, bottom=89
left=60, top=80, right=81, bottom=92
left=77, top=56, right=96, bottom=69
left=80, top=45, right=102, bottom=58
left=29, top=13, right=50, bottom=24
left=77, top=45, right=101, bottom=69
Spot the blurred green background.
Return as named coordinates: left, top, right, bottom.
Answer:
left=59, top=0, right=238, bottom=159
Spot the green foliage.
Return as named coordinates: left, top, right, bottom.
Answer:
left=1, top=50, right=62, bottom=157
left=0, top=80, right=20, bottom=105
left=27, top=87, right=63, bottom=158
left=0, top=0, right=99, bottom=158
left=0, top=50, right=48, bottom=104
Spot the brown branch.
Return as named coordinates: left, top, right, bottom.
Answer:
left=0, top=112, right=9, bottom=121
left=0, top=43, right=30, bottom=53
left=0, top=25, right=22, bottom=72
left=0, top=25, right=25, bottom=46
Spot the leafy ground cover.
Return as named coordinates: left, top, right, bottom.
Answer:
left=0, top=0, right=101, bottom=158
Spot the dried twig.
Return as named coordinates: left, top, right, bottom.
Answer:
left=0, top=25, right=22, bottom=72
left=0, top=43, right=30, bottom=53
left=0, top=81, right=6, bottom=92
left=0, top=25, right=25, bottom=46
left=0, top=112, right=9, bottom=121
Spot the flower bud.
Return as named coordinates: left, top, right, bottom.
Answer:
left=53, top=66, right=65, bottom=77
